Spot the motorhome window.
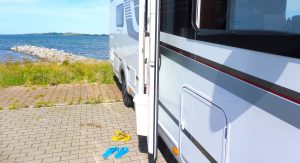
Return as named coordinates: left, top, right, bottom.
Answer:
left=116, top=4, right=124, bottom=27
left=160, top=0, right=194, bottom=38
left=194, top=0, right=300, bottom=59
left=195, top=0, right=227, bottom=30
left=230, top=0, right=300, bottom=34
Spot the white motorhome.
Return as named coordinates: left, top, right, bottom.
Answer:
left=110, top=0, right=300, bottom=162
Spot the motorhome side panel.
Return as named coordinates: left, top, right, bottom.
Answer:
left=159, top=32, right=300, bottom=163
left=158, top=0, right=300, bottom=163
left=110, top=0, right=140, bottom=95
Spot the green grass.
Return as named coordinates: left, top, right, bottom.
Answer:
left=0, top=61, right=114, bottom=87
left=34, top=94, right=44, bottom=99
left=8, top=102, right=20, bottom=110
left=0, top=106, right=3, bottom=110
left=68, top=100, right=74, bottom=105
left=34, top=101, right=53, bottom=108
left=77, top=97, right=82, bottom=104
left=84, top=97, right=104, bottom=105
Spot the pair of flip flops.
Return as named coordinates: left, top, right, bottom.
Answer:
left=111, top=130, right=131, bottom=142
left=102, top=146, right=129, bottom=159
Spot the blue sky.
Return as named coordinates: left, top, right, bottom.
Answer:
left=0, top=0, right=109, bottom=34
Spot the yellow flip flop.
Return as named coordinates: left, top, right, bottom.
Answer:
left=111, top=134, right=131, bottom=141
left=112, top=130, right=131, bottom=141
left=114, top=130, right=124, bottom=135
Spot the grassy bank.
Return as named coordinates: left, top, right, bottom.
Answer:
left=0, top=61, right=114, bottom=87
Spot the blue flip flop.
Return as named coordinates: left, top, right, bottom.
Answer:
left=102, top=146, right=118, bottom=159
left=114, top=147, right=129, bottom=159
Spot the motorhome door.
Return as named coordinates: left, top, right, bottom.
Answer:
left=146, top=0, right=160, bottom=160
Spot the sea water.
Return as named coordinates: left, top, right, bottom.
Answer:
left=0, top=34, right=109, bottom=62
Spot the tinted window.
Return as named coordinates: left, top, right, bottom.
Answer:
left=160, top=0, right=300, bottom=58
left=116, top=4, right=124, bottom=27
left=160, top=0, right=193, bottom=38
left=193, top=0, right=300, bottom=58
left=230, top=0, right=300, bottom=34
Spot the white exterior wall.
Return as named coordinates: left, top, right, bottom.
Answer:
left=158, top=32, right=300, bottom=163
left=110, top=0, right=142, bottom=96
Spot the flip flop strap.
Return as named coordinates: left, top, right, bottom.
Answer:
left=115, top=134, right=127, bottom=140
left=118, top=130, right=127, bottom=136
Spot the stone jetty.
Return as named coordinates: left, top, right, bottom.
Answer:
left=10, top=45, right=99, bottom=62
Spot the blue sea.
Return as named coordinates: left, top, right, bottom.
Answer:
left=0, top=34, right=109, bottom=62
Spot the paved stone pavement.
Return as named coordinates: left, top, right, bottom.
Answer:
left=0, top=103, right=176, bottom=163
left=0, top=83, right=122, bottom=110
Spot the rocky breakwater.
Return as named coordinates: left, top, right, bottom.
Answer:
left=11, top=45, right=99, bottom=62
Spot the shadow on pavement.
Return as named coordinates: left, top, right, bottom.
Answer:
left=138, top=136, right=178, bottom=163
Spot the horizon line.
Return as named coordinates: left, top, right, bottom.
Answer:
left=0, top=32, right=109, bottom=35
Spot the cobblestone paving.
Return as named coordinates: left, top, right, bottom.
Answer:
left=0, top=84, right=122, bottom=110
left=0, top=103, right=172, bottom=163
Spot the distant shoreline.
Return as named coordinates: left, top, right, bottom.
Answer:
left=0, top=33, right=109, bottom=36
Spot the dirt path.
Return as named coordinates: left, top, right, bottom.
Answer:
left=0, top=83, right=123, bottom=110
